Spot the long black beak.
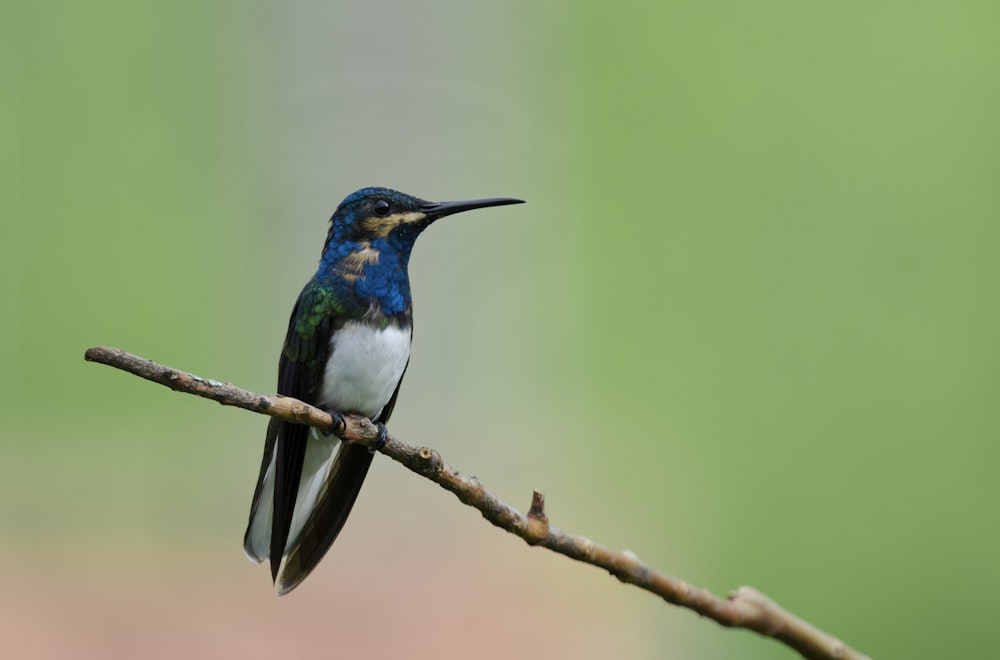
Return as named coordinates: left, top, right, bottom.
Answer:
left=420, top=197, right=525, bottom=220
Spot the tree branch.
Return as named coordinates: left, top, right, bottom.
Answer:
left=84, top=345, right=869, bottom=660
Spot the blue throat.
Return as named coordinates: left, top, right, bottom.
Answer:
left=317, top=231, right=422, bottom=320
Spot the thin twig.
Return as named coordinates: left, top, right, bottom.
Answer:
left=84, top=345, right=869, bottom=660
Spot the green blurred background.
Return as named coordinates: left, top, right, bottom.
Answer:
left=6, top=1, right=999, bottom=658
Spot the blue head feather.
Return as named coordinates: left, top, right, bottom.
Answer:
left=316, top=188, right=434, bottom=320
left=311, top=187, right=522, bottom=321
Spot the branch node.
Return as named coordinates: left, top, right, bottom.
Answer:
left=416, top=447, right=442, bottom=474
left=525, top=490, right=549, bottom=544
left=617, top=549, right=642, bottom=576
left=528, top=490, right=546, bottom=518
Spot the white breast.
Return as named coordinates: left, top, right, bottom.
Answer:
left=319, top=321, right=411, bottom=419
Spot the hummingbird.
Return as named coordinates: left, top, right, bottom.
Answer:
left=243, top=187, right=524, bottom=594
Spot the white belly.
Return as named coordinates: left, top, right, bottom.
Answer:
left=318, top=321, right=411, bottom=419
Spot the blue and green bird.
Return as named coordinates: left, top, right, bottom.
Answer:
left=243, top=187, right=524, bottom=594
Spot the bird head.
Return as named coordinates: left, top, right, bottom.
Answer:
left=327, top=187, right=524, bottom=250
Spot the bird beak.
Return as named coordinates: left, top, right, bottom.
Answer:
left=420, top=197, right=525, bottom=221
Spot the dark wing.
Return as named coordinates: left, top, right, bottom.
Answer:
left=243, top=283, right=335, bottom=581
left=275, top=361, right=408, bottom=595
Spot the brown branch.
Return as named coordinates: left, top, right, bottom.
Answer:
left=84, top=345, right=869, bottom=660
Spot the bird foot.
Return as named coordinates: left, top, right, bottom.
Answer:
left=370, top=422, right=389, bottom=452
left=321, top=408, right=347, bottom=436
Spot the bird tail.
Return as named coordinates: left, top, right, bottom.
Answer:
left=275, top=441, right=373, bottom=594
left=243, top=424, right=374, bottom=594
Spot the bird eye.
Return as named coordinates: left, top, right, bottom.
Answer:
left=373, top=199, right=391, bottom=217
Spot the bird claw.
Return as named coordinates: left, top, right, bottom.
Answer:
left=321, top=409, right=347, bottom=436
left=370, top=422, right=389, bottom=452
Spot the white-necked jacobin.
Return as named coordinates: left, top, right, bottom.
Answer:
left=243, top=187, right=524, bottom=594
